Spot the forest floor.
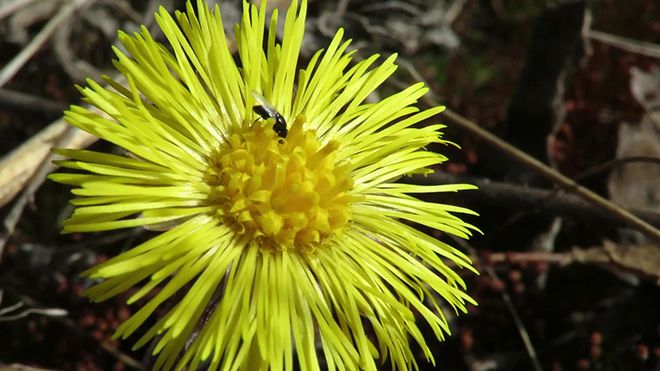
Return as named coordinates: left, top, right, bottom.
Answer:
left=0, top=0, right=658, bottom=370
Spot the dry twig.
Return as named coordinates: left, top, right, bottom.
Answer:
left=0, top=0, right=38, bottom=21
left=0, top=122, right=96, bottom=260
left=0, top=119, right=95, bottom=208
left=487, top=241, right=660, bottom=284
left=393, top=52, right=660, bottom=241
left=7, top=292, right=143, bottom=369
left=453, top=238, right=543, bottom=371
left=587, top=30, right=660, bottom=59
left=0, top=88, right=68, bottom=112
left=436, top=108, right=660, bottom=243
left=0, top=0, right=95, bottom=88
left=0, top=0, right=187, bottom=259
left=412, top=172, right=660, bottom=227
left=0, top=302, right=67, bottom=322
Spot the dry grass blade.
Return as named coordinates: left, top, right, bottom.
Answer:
left=438, top=108, right=660, bottom=244
left=0, top=120, right=95, bottom=208
left=588, top=30, right=660, bottom=59
left=0, top=0, right=95, bottom=88
left=0, top=0, right=38, bottom=21
left=0, top=88, right=68, bottom=112
left=0, top=122, right=96, bottom=260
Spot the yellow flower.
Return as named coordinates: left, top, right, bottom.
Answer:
left=50, top=0, right=479, bottom=369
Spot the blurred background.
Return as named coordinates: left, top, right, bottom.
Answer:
left=0, top=0, right=658, bottom=370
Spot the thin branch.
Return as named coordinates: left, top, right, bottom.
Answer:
left=0, top=0, right=38, bottom=21
left=484, top=264, right=543, bottom=371
left=572, top=156, right=660, bottom=182
left=335, top=0, right=351, bottom=18
left=487, top=242, right=660, bottom=284
left=394, top=53, right=660, bottom=242
left=587, top=30, right=660, bottom=59
left=11, top=292, right=143, bottom=370
left=0, top=300, right=24, bottom=317
left=0, top=364, right=52, bottom=371
left=453, top=238, right=543, bottom=371
left=488, top=250, right=599, bottom=265
left=360, top=1, right=420, bottom=16
left=433, top=107, right=660, bottom=243
left=0, top=88, right=68, bottom=113
left=0, top=0, right=94, bottom=88
left=411, top=172, right=660, bottom=227
left=0, top=81, right=119, bottom=260
left=0, top=119, right=68, bottom=208
left=0, top=125, right=96, bottom=261
left=0, top=293, right=67, bottom=323
left=0, top=307, right=68, bottom=322
left=445, top=0, right=467, bottom=24
left=141, top=0, right=175, bottom=39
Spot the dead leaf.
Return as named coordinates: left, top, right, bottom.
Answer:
left=603, top=240, right=660, bottom=284
left=607, top=66, right=660, bottom=220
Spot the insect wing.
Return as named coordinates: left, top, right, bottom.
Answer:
left=251, top=90, right=278, bottom=119
left=251, top=90, right=288, bottom=139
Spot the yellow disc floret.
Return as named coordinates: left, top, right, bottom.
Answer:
left=205, top=117, right=357, bottom=252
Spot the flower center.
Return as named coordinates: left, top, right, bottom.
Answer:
left=205, top=117, right=356, bottom=252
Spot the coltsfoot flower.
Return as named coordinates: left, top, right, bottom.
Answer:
left=51, top=0, right=480, bottom=369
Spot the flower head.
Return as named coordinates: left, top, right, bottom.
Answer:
left=51, top=0, right=479, bottom=369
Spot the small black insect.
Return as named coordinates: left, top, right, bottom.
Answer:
left=252, top=91, right=288, bottom=139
